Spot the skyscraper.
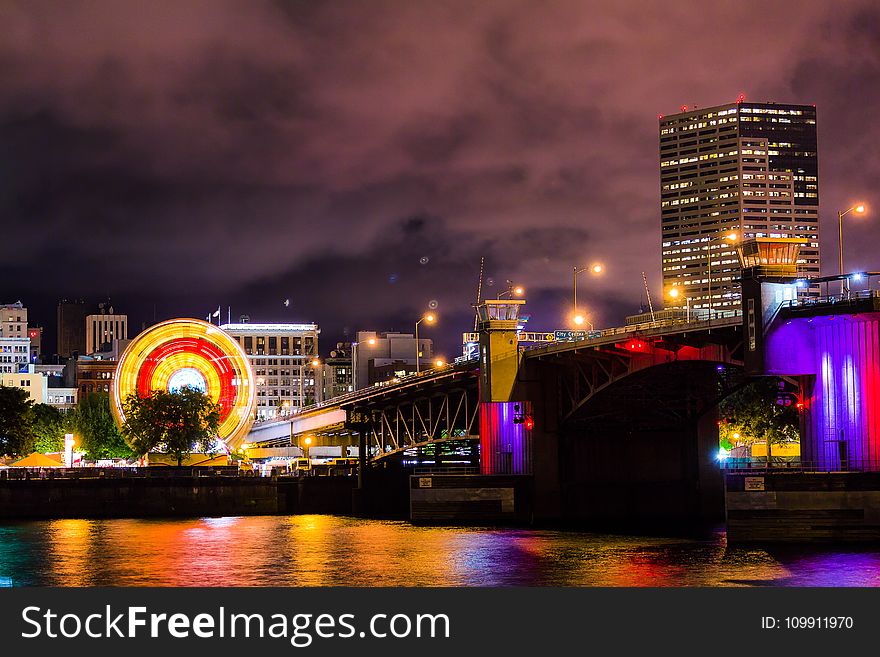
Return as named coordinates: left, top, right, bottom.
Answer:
left=659, top=99, right=819, bottom=316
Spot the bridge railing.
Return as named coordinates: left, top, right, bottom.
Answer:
left=779, top=289, right=879, bottom=311
left=721, top=459, right=880, bottom=473
left=522, top=311, right=743, bottom=353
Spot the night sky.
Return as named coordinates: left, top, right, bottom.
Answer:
left=3, top=1, right=879, bottom=358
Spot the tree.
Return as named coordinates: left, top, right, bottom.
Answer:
left=69, top=392, right=131, bottom=460
left=121, top=387, right=221, bottom=466
left=0, top=386, right=35, bottom=456
left=31, top=403, right=67, bottom=453
left=720, top=378, right=799, bottom=460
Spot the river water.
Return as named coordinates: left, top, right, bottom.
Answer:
left=1, top=515, right=879, bottom=587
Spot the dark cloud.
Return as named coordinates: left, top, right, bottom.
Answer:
left=1, top=0, right=879, bottom=355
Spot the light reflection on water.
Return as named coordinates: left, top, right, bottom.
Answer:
left=1, top=515, right=880, bottom=587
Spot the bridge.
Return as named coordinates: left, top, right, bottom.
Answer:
left=244, top=240, right=880, bottom=523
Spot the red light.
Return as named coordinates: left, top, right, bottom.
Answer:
left=29, top=331, right=37, bottom=337
left=524, top=416, right=534, bottom=431
left=680, top=105, right=688, bottom=112
left=657, top=114, right=664, bottom=120
left=796, top=402, right=804, bottom=411
left=736, top=93, right=745, bottom=103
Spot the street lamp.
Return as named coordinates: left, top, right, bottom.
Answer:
left=668, top=287, right=690, bottom=322
left=838, top=203, right=867, bottom=295
left=434, top=358, right=446, bottom=368
left=572, top=313, right=594, bottom=330
left=351, top=337, right=378, bottom=391
left=498, top=280, right=525, bottom=299
left=415, top=312, right=436, bottom=374
left=706, top=231, right=738, bottom=321
left=573, top=263, right=603, bottom=325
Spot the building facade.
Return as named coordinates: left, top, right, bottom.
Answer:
left=660, top=100, right=819, bottom=316
left=85, top=302, right=128, bottom=354
left=353, top=331, right=433, bottom=390
left=319, top=343, right=354, bottom=401
left=57, top=299, right=89, bottom=357
left=0, top=302, right=27, bottom=339
left=220, top=322, right=321, bottom=421
left=0, top=337, right=30, bottom=374
left=0, top=372, right=47, bottom=404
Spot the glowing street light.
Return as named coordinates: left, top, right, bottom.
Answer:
left=415, top=312, right=436, bottom=374
left=668, top=287, right=690, bottom=323
left=707, top=231, right=738, bottom=322
left=498, top=280, right=525, bottom=299
left=572, top=313, right=593, bottom=330
left=838, top=203, right=867, bottom=295
left=572, top=262, right=605, bottom=324
left=434, top=359, right=446, bottom=368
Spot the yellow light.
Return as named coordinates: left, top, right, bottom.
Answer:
left=513, top=286, right=525, bottom=296
left=367, top=337, right=377, bottom=345
left=573, top=314, right=586, bottom=326
left=668, top=288, right=680, bottom=299
left=303, top=436, right=313, bottom=446
left=435, top=359, right=445, bottom=367
left=111, top=318, right=256, bottom=450
left=311, top=359, right=320, bottom=367
left=855, top=204, right=867, bottom=214
left=241, top=443, right=251, bottom=451
left=733, top=432, right=741, bottom=441
left=726, top=232, right=738, bottom=242
left=424, top=313, right=436, bottom=323
left=591, top=263, right=603, bottom=274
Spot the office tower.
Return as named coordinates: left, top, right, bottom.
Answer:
left=85, top=301, right=128, bottom=354
left=659, top=99, right=819, bottom=316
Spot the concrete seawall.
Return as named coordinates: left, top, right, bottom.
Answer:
left=0, top=476, right=357, bottom=520
left=726, top=472, right=880, bottom=542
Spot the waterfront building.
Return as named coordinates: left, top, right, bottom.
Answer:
left=353, top=331, right=433, bottom=390
left=660, top=99, right=819, bottom=315
left=220, top=321, right=320, bottom=420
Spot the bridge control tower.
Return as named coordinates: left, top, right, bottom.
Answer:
left=475, top=298, right=525, bottom=402
left=738, top=238, right=806, bottom=374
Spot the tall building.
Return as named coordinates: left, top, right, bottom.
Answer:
left=0, top=302, right=27, bottom=339
left=220, top=322, right=320, bottom=420
left=353, top=331, right=433, bottom=390
left=85, top=302, right=128, bottom=354
left=659, top=99, right=819, bottom=315
left=57, top=299, right=89, bottom=357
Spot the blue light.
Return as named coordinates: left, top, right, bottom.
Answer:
left=795, top=279, right=807, bottom=288
left=851, top=272, right=864, bottom=283
left=716, top=448, right=730, bottom=461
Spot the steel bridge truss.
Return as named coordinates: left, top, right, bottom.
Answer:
left=349, top=384, right=480, bottom=459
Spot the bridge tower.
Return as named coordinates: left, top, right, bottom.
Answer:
left=475, top=299, right=532, bottom=475
left=737, top=238, right=805, bottom=374
left=475, top=299, right=524, bottom=401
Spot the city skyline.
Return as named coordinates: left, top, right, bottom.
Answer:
left=3, top=1, right=880, bottom=355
